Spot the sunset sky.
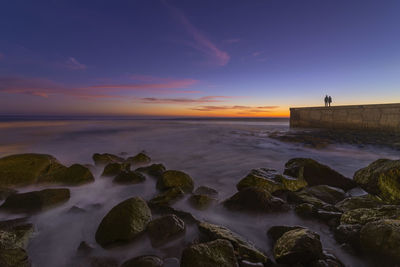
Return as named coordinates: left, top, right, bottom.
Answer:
left=0, top=0, right=399, bottom=117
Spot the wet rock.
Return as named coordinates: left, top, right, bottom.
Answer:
left=275, top=174, right=308, bottom=192
left=295, top=203, right=314, bottom=217
left=194, top=186, right=218, bottom=197
left=0, top=218, right=33, bottom=249
left=273, top=228, right=323, bottom=265
left=0, top=188, right=17, bottom=200
left=113, top=171, right=145, bottom=184
left=239, top=260, right=264, bottom=267
left=135, top=164, right=166, bottom=178
left=359, top=219, right=400, bottom=263
left=84, top=256, right=119, bottom=267
left=101, top=162, right=130, bottom=177
left=163, top=258, right=179, bottom=267
left=48, top=164, right=95, bottom=185
left=284, top=158, right=356, bottom=191
left=189, top=194, right=217, bottom=210
left=149, top=188, right=185, bottom=207
left=334, top=224, right=361, bottom=248
left=126, top=152, right=151, bottom=165
left=354, top=159, right=400, bottom=204
left=335, top=194, right=383, bottom=212
left=223, top=187, right=287, bottom=213
left=156, top=170, right=194, bottom=193
left=340, top=205, right=400, bottom=225
left=237, top=168, right=284, bottom=193
left=288, top=190, right=328, bottom=208
left=181, top=239, right=239, bottom=267
left=301, top=185, right=347, bottom=205
left=149, top=205, right=199, bottom=224
left=198, top=221, right=268, bottom=264
left=147, top=214, right=185, bottom=247
left=0, top=230, right=31, bottom=267
left=0, top=153, right=65, bottom=187
left=92, top=153, right=124, bottom=166
left=121, top=255, right=163, bottom=267
left=267, top=225, right=305, bottom=243
left=95, top=197, right=151, bottom=247
left=0, top=188, right=70, bottom=213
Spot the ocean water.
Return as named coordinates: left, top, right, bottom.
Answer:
left=0, top=117, right=398, bottom=266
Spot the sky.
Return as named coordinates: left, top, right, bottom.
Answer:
left=0, top=0, right=399, bottom=117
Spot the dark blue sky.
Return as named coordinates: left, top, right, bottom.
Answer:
left=0, top=0, right=399, bottom=116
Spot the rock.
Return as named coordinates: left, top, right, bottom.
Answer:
left=147, top=214, right=185, bottom=246
left=92, top=153, right=124, bottom=165
left=135, top=164, right=166, bottom=178
left=101, top=163, right=130, bottom=177
left=359, top=219, right=400, bottom=263
left=288, top=191, right=328, bottom=208
left=95, top=197, right=151, bottom=247
left=224, top=187, right=287, bottom=213
left=181, top=239, right=239, bottom=267
left=77, top=241, right=94, bottom=256
left=334, top=224, right=361, bottom=248
left=267, top=225, right=305, bottom=243
left=0, top=188, right=17, bottom=200
left=340, top=205, right=400, bottom=225
left=354, top=159, right=400, bottom=204
left=301, top=185, right=347, bottom=205
left=149, top=188, right=185, bottom=207
left=163, top=258, right=179, bottom=267
left=239, top=260, right=264, bottom=267
left=273, top=228, right=323, bottom=264
left=0, top=153, right=65, bottom=187
left=0, top=188, right=70, bottom=213
left=194, top=186, right=218, bottom=197
left=113, top=171, right=145, bottom=184
left=84, top=256, right=119, bottom=267
left=198, top=221, right=268, bottom=264
left=121, top=255, right=163, bottom=267
left=47, top=164, right=95, bottom=185
left=284, top=158, right=356, bottom=191
left=0, top=230, right=31, bottom=267
left=126, top=152, right=151, bottom=165
left=0, top=218, right=33, bottom=249
left=295, top=203, right=314, bottom=217
left=149, top=205, right=199, bottom=225
left=189, top=194, right=217, bottom=210
left=156, top=170, right=194, bottom=193
left=237, top=168, right=284, bottom=193
left=335, top=194, right=383, bottom=212
left=275, top=174, right=308, bottom=192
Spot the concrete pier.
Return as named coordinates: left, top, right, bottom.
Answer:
left=290, top=103, right=400, bottom=132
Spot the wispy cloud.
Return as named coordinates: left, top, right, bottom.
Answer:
left=135, top=96, right=228, bottom=104
left=191, top=105, right=279, bottom=113
left=163, top=1, right=230, bottom=66
left=65, top=57, right=87, bottom=70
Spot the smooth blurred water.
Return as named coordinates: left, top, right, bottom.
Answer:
left=0, top=118, right=398, bottom=266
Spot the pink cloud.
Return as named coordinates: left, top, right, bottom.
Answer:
left=191, top=105, right=279, bottom=112
left=135, top=96, right=228, bottom=104
left=65, top=57, right=87, bottom=70
left=163, top=1, right=230, bottom=66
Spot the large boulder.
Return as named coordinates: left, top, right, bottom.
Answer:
left=273, top=228, right=323, bottom=265
left=156, top=170, right=194, bottom=193
left=223, top=187, right=287, bottom=213
left=284, top=158, right=356, bottom=190
left=136, top=164, right=166, bottom=178
left=92, top=153, right=124, bottom=165
left=113, top=171, right=145, bottom=184
left=95, top=197, right=151, bottom=247
left=360, top=219, right=400, bottom=263
left=45, top=164, right=95, bottom=185
left=340, top=205, right=400, bottom=225
left=101, top=163, right=130, bottom=177
left=198, top=222, right=268, bottom=264
left=147, top=214, right=185, bottom=246
left=126, top=153, right=151, bottom=165
left=297, top=185, right=347, bottom=205
left=267, top=225, right=305, bottom=243
left=121, top=255, right=163, bottom=267
left=335, top=194, right=383, bottom=212
left=181, top=239, right=239, bottom=267
left=354, top=159, right=400, bottom=204
left=0, top=188, right=70, bottom=213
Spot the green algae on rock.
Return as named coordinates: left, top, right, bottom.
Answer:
left=126, top=152, right=151, bottom=165
left=149, top=187, right=185, bottom=207
left=46, top=164, right=94, bottom=185
left=181, top=239, right=239, bottom=267
left=92, top=153, right=124, bottom=166
left=135, top=164, right=166, bottom=178
left=0, top=188, right=70, bottom=213
left=335, top=194, right=384, bottom=212
left=95, top=197, right=151, bottom=247
left=113, top=171, right=145, bottom=184
left=101, top=162, right=130, bottom=177
left=340, top=205, right=400, bottom=225
left=156, top=170, right=194, bottom=193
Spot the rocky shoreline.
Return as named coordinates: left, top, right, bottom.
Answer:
left=0, top=152, right=400, bottom=266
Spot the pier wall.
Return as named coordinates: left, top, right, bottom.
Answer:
left=290, top=103, right=400, bottom=132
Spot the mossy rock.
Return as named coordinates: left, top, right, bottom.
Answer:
left=237, top=168, right=284, bottom=193
left=335, top=194, right=384, bottom=212
left=359, top=219, right=400, bottom=263
left=273, top=228, right=323, bottom=265
left=113, top=171, right=145, bottom=184
left=334, top=224, right=362, bottom=248
left=267, top=225, right=305, bottom=243
left=0, top=230, right=31, bottom=267
left=0, top=153, right=65, bottom=187
left=0, top=218, right=34, bottom=249
left=147, top=214, right=185, bottom=247
left=181, top=239, right=239, bottom=267
left=156, top=170, right=194, bottom=193
left=301, top=185, right=347, bottom=205
left=135, top=164, right=166, bottom=178
left=126, top=153, right=151, bottom=165
left=198, top=221, right=268, bottom=264
left=275, top=174, right=308, bottom=192
left=223, top=187, right=287, bottom=213
left=340, top=205, right=400, bottom=225
left=189, top=194, right=217, bottom=210
left=0, top=188, right=70, bottom=213
left=194, top=186, right=218, bottom=197
left=47, top=164, right=94, bottom=185
left=102, top=163, right=130, bottom=177
left=92, top=153, right=124, bottom=166
left=0, top=188, right=17, bottom=201
left=354, top=159, right=400, bottom=204
left=95, top=197, right=151, bottom=247
left=121, top=255, right=163, bottom=267
left=284, top=158, right=356, bottom=191
left=148, top=188, right=185, bottom=207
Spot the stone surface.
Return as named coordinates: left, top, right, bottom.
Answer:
left=0, top=228, right=32, bottom=267
left=92, top=153, right=124, bottom=165
left=340, top=205, right=400, bottom=225
left=101, top=162, right=130, bottom=177
left=0, top=188, right=70, bottom=213
left=47, top=164, right=95, bottom=185
left=120, top=255, right=163, bottom=267
left=113, top=171, right=145, bottom=184
left=149, top=188, right=185, bottom=207
left=147, top=214, right=185, bottom=246
left=189, top=194, right=217, bottom=210
left=126, top=152, right=151, bottom=165
left=95, top=197, right=151, bottom=247
left=135, top=164, right=166, bottom=178
left=236, top=168, right=283, bottom=193
left=335, top=194, right=383, bottom=212
left=156, top=170, right=194, bottom=193
left=194, top=186, right=218, bottom=197
left=267, top=225, right=305, bottom=242
left=181, top=239, right=239, bottom=267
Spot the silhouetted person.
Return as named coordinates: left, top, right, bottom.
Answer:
left=328, top=96, right=332, bottom=107
left=324, top=95, right=329, bottom=107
